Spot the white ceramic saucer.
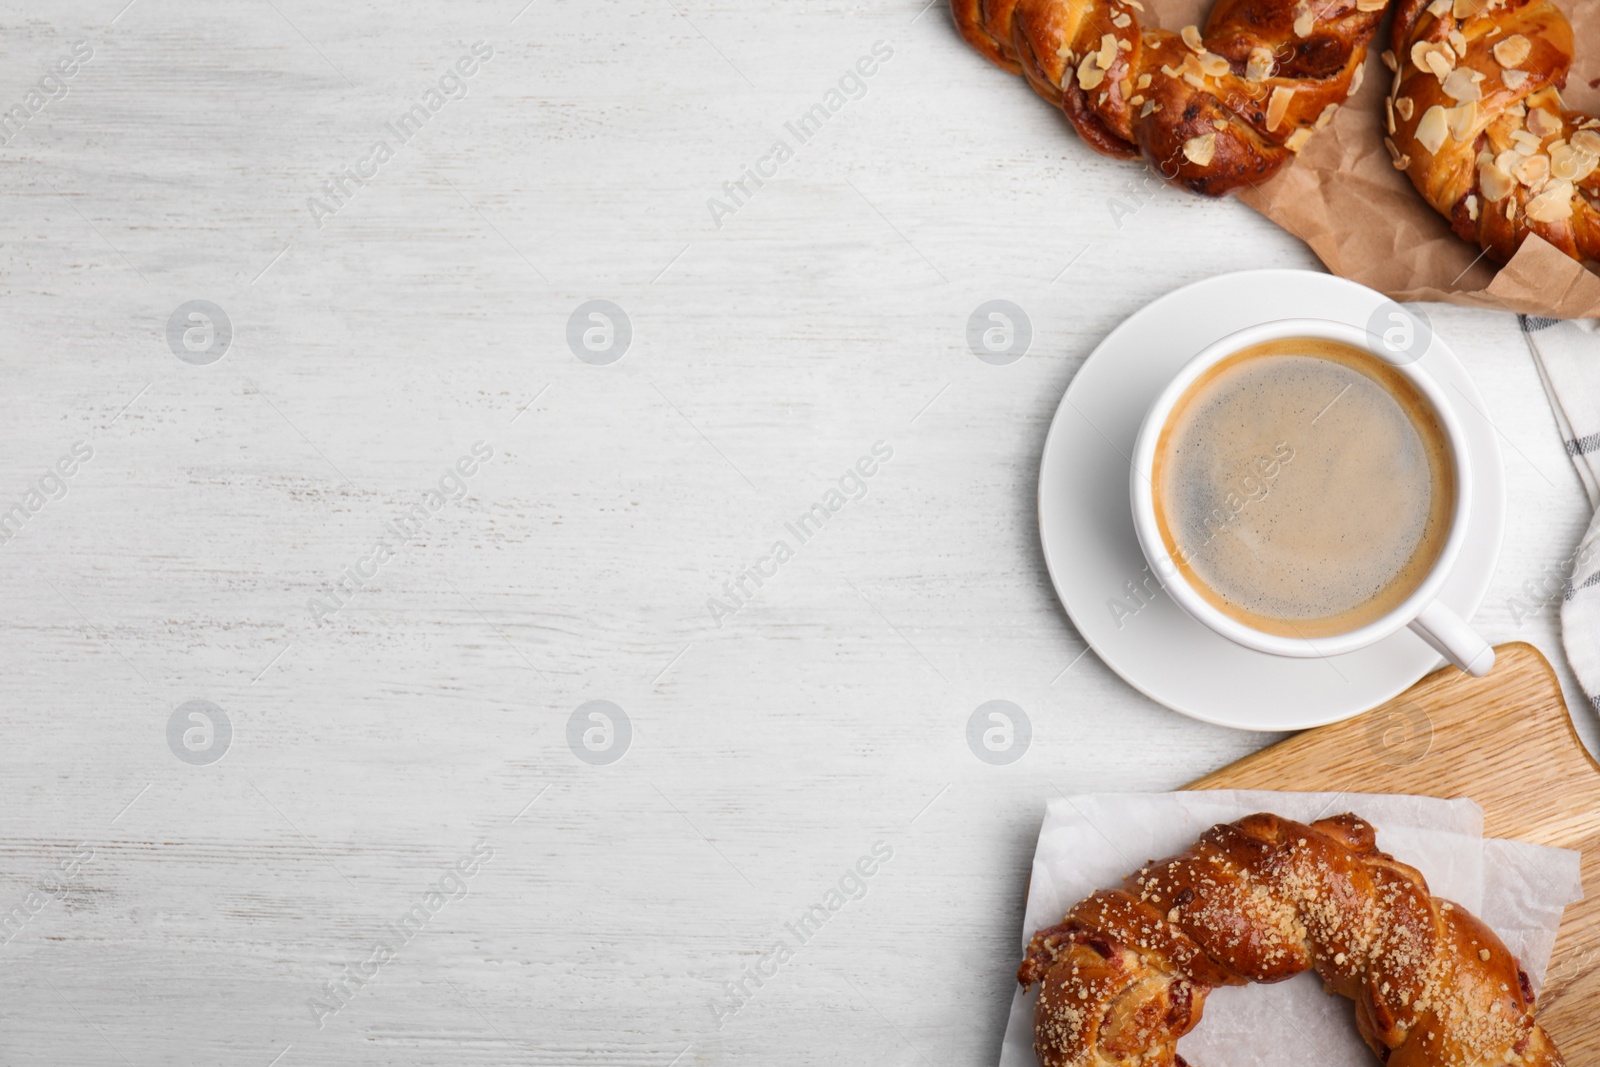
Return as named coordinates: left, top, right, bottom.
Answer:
left=1037, top=269, right=1505, bottom=731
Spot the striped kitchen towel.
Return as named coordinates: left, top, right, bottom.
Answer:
left=1521, top=315, right=1600, bottom=714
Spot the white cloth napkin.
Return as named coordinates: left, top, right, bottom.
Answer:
left=1520, top=316, right=1600, bottom=717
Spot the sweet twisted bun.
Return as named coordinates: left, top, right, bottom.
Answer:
left=951, top=0, right=1389, bottom=195
left=1388, top=0, right=1600, bottom=264
left=1019, top=812, right=1566, bottom=1066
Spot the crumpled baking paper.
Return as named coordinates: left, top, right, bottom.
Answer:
left=1146, top=0, right=1600, bottom=318
left=995, top=791, right=1585, bottom=1067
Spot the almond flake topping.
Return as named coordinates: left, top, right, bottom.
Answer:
left=1097, top=33, right=1118, bottom=69
left=1267, top=86, right=1294, bottom=130
left=1246, top=47, right=1275, bottom=82
left=1442, top=67, right=1482, bottom=102
left=1510, top=129, right=1542, bottom=153
left=1527, top=107, right=1562, bottom=138
left=1478, top=158, right=1514, bottom=200
left=1183, top=132, right=1217, bottom=166
left=1548, top=143, right=1600, bottom=183
left=1415, top=105, right=1450, bottom=153
left=1078, top=54, right=1106, bottom=90
left=1550, top=142, right=1599, bottom=183
left=1493, top=35, right=1531, bottom=69
left=1526, top=181, right=1575, bottom=222
left=1412, top=41, right=1455, bottom=81
left=1514, top=152, right=1549, bottom=188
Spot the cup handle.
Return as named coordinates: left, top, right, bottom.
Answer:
left=1409, top=601, right=1495, bottom=677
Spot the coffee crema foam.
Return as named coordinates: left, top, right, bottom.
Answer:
left=1153, top=338, right=1455, bottom=638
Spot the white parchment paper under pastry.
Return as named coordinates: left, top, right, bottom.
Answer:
left=996, top=792, right=1584, bottom=1067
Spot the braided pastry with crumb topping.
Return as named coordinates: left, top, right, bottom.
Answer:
left=951, top=0, right=1390, bottom=195
left=1387, top=0, right=1600, bottom=265
left=1019, top=812, right=1566, bottom=1066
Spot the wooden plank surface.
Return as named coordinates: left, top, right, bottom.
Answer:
left=1190, top=641, right=1600, bottom=1062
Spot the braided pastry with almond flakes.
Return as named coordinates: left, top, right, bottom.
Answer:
left=951, top=0, right=1390, bottom=195
left=1387, top=0, right=1600, bottom=265
left=1019, top=812, right=1566, bottom=1066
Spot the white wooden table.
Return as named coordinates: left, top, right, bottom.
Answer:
left=1, top=1, right=1592, bottom=1064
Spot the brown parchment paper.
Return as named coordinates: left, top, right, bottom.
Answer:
left=1157, top=0, right=1600, bottom=319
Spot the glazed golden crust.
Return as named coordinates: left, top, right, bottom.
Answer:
left=1388, top=0, right=1600, bottom=265
left=951, top=0, right=1388, bottom=195
left=1019, top=812, right=1567, bottom=1067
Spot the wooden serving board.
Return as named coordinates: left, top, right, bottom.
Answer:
left=1187, top=642, right=1600, bottom=1062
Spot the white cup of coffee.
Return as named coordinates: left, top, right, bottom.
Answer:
left=1129, top=318, right=1494, bottom=677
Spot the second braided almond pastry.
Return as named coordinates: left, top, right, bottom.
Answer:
left=1019, top=812, right=1566, bottom=1066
